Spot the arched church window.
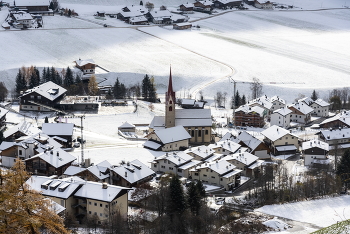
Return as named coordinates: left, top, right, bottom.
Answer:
left=170, top=100, right=172, bottom=104
left=169, top=106, right=172, bottom=111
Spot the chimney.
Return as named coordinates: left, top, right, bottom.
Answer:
left=57, top=151, right=59, bottom=157
left=125, top=172, right=127, bottom=177
left=102, top=182, right=108, bottom=189
left=50, top=150, right=53, bottom=155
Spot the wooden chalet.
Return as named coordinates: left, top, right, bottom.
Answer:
left=11, top=0, right=52, bottom=14
left=213, top=0, right=242, bottom=9
left=74, top=59, right=96, bottom=78
left=193, top=1, right=213, bottom=11
left=179, top=3, right=194, bottom=12
left=235, top=105, right=265, bottom=128
left=173, top=22, right=192, bottom=30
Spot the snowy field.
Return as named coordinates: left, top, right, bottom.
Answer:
left=257, top=195, right=350, bottom=228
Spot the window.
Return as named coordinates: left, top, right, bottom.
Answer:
left=89, top=211, right=91, bottom=214
left=220, top=178, right=223, bottom=181
left=94, top=203, right=97, bottom=206
left=161, top=166, right=165, bottom=168
left=211, top=176, right=215, bottom=179
left=177, top=169, right=182, bottom=172
left=285, top=142, right=288, bottom=145
left=169, top=167, right=173, bottom=170
left=205, top=130, right=209, bottom=135
left=170, top=100, right=172, bottom=104
left=194, top=173, right=199, bottom=176
left=61, top=200, right=64, bottom=206
left=198, top=130, right=202, bottom=137
left=191, top=131, right=194, bottom=137
left=105, top=205, right=108, bottom=208
left=94, top=212, right=97, bottom=215
left=100, top=213, right=103, bottom=217
left=170, top=145, right=172, bottom=148
left=203, top=174, right=207, bottom=177
left=286, top=137, right=288, bottom=139
left=169, top=106, right=172, bottom=111
left=100, top=204, right=102, bottom=207
left=90, top=69, right=93, bottom=72
left=89, top=201, right=91, bottom=205
left=19, top=150, right=22, bottom=155
left=38, top=96, right=41, bottom=100
left=30, top=95, right=34, bottom=99
left=154, top=164, right=157, bottom=167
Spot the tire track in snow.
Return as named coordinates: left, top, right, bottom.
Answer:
left=135, top=28, right=236, bottom=99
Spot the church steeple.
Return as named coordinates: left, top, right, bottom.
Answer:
left=165, top=66, right=176, bottom=128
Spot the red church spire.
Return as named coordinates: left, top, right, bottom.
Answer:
left=166, top=66, right=175, bottom=104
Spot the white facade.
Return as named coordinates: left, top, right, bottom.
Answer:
left=270, top=96, right=286, bottom=111
left=310, top=99, right=330, bottom=117
left=270, top=108, right=291, bottom=128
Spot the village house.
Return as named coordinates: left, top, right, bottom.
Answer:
left=117, top=11, right=145, bottom=22
left=270, top=107, right=292, bottom=129
left=209, top=139, right=242, bottom=156
left=298, top=97, right=314, bottom=106
left=261, top=125, right=299, bottom=155
left=173, top=22, right=192, bottom=30
left=26, top=176, right=131, bottom=223
left=64, top=160, right=112, bottom=183
left=189, top=160, right=242, bottom=190
left=111, top=159, right=155, bottom=187
left=151, top=151, right=197, bottom=178
left=3, top=121, right=41, bottom=141
left=0, top=133, right=61, bottom=168
left=10, top=0, right=52, bottom=13
left=320, top=111, right=350, bottom=129
left=270, top=96, right=286, bottom=111
left=149, top=68, right=213, bottom=145
left=129, top=16, right=149, bottom=25
left=185, top=145, right=217, bottom=161
left=145, top=10, right=172, bottom=24
left=42, top=123, right=74, bottom=148
left=59, top=96, right=100, bottom=111
left=193, top=0, right=213, bottom=11
left=288, top=102, right=313, bottom=124
left=74, top=59, right=96, bottom=80
left=235, top=104, right=265, bottom=127
left=10, top=11, right=33, bottom=29
left=317, top=128, right=350, bottom=149
left=222, top=151, right=259, bottom=177
left=179, top=3, right=194, bottom=13
left=122, top=5, right=147, bottom=13
left=179, top=99, right=205, bottom=109
left=247, top=95, right=272, bottom=116
left=144, top=125, right=191, bottom=151
left=254, top=0, right=274, bottom=9
left=0, top=107, right=9, bottom=129
left=212, top=0, right=242, bottom=9
left=19, top=81, right=67, bottom=111
left=118, top=122, right=136, bottom=133
left=302, top=140, right=329, bottom=166
left=25, top=148, right=76, bottom=176
left=310, top=99, right=330, bottom=117
left=221, top=131, right=271, bottom=159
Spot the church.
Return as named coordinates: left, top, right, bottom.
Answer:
left=149, top=68, right=213, bottom=145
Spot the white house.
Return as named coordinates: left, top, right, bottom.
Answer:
left=317, top=128, right=350, bottom=149
left=247, top=95, right=272, bottom=115
left=310, top=99, right=330, bottom=117
left=270, top=108, right=292, bottom=128
left=208, top=139, right=242, bottom=155
left=261, top=125, right=299, bottom=155
left=254, top=0, right=273, bottom=9
left=11, top=11, right=33, bottom=29
left=302, top=140, right=329, bottom=166
left=288, top=102, right=313, bottom=124
left=222, top=152, right=259, bottom=176
left=270, top=96, right=286, bottom=111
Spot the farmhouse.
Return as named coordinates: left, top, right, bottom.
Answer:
left=212, top=0, right=242, bottom=9
left=10, top=0, right=51, bottom=13
left=261, top=125, right=299, bottom=155
left=288, top=102, right=313, bottom=124
left=317, top=128, right=350, bottom=149
left=235, top=104, right=265, bottom=127
left=270, top=107, right=292, bottom=129
left=310, top=99, right=330, bottom=117
left=302, top=140, right=329, bottom=166
left=10, top=11, right=33, bottom=29
left=209, top=139, right=242, bottom=156
left=232, top=131, right=270, bottom=159
left=254, top=0, right=274, bottom=9
left=173, top=22, right=192, bottom=30
left=129, top=16, right=149, bottom=25
left=222, top=151, right=259, bottom=177
left=74, top=59, right=96, bottom=79
left=145, top=10, right=172, bottom=24
left=19, top=81, right=67, bottom=111
left=179, top=3, right=194, bottom=12
left=59, top=96, right=100, bottom=111
left=3, top=121, right=41, bottom=141
left=194, top=0, right=213, bottom=11
left=149, top=69, right=213, bottom=145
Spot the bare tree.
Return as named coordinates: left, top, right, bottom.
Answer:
left=250, top=77, right=263, bottom=99
left=223, top=91, right=227, bottom=108
left=341, top=87, right=349, bottom=107
left=215, top=91, right=223, bottom=107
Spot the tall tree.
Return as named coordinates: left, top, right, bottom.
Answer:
left=241, top=94, right=246, bottom=105
left=0, top=82, right=8, bottom=102
left=337, top=149, right=350, bottom=189
left=250, top=77, right=263, bottom=99
left=148, top=76, right=157, bottom=102
left=64, top=67, right=74, bottom=88
left=0, top=159, right=70, bottom=233
left=187, top=182, right=201, bottom=215
left=88, top=75, right=99, bottom=96
left=167, top=176, right=186, bottom=217
left=15, top=69, right=26, bottom=95
left=311, top=89, right=318, bottom=101
left=195, top=180, right=206, bottom=199
left=142, top=74, right=150, bottom=101
left=113, top=78, right=121, bottom=99
left=234, top=90, right=241, bottom=108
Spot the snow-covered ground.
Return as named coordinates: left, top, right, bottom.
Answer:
left=257, top=195, right=350, bottom=228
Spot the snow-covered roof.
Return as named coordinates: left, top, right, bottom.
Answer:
left=176, top=118, right=212, bottom=127
left=46, top=198, right=66, bottom=214
left=321, top=111, right=350, bottom=126
left=178, top=160, right=202, bottom=170
left=113, top=159, right=155, bottom=184
left=3, top=121, right=41, bottom=139
left=302, top=140, right=329, bottom=151
left=74, top=59, right=95, bottom=66
left=197, top=160, right=236, bottom=176
left=248, top=95, right=273, bottom=110
left=42, top=123, right=74, bottom=136
left=12, top=0, right=50, bottom=7
left=26, top=148, right=76, bottom=168
left=118, top=121, right=135, bottom=129
left=275, top=145, right=297, bottom=151
left=209, top=140, right=241, bottom=154
left=154, top=126, right=191, bottom=144
left=181, top=99, right=195, bottom=105
left=149, top=116, right=165, bottom=129
left=298, top=97, right=313, bottom=105
left=270, top=96, right=286, bottom=105
left=273, top=107, right=292, bottom=116
left=74, top=181, right=130, bottom=202
left=185, top=145, right=215, bottom=159
left=222, top=151, right=258, bottom=166
left=129, top=15, right=148, bottom=23
left=26, top=176, right=84, bottom=199
left=12, top=12, right=33, bottom=21
left=222, top=169, right=242, bottom=178
left=63, top=166, right=86, bottom=176
left=123, top=5, right=147, bottom=13
left=288, top=102, right=313, bottom=115
left=203, top=153, right=223, bottom=162
left=119, top=11, right=145, bottom=18
left=96, top=160, right=113, bottom=169
left=157, top=151, right=194, bottom=166
left=248, top=159, right=265, bottom=169
left=143, top=140, right=162, bottom=150
left=20, top=81, right=67, bottom=101
left=319, top=128, right=350, bottom=141
left=86, top=165, right=110, bottom=180
left=180, top=3, right=194, bottom=8
left=19, top=133, right=62, bottom=153
left=197, top=0, right=213, bottom=6
left=261, top=125, right=298, bottom=142
left=149, top=10, right=172, bottom=18
left=235, top=104, right=265, bottom=116
left=0, top=142, right=17, bottom=151
left=236, top=131, right=262, bottom=152
left=313, top=99, right=330, bottom=107
left=176, top=109, right=211, bottom=119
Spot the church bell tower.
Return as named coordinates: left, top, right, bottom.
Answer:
left=165, top=67, right=176, bottom=128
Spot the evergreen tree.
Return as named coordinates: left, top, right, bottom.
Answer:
left=0, top=82, right=8, bottom=102
left=50, top=67, right=57, bottom=84
left=113, top=78, right=121, bottom=99
left=45, top=67, right=51, bottom=82
left=120, top=83, right=126, bottom=99
left=148, top=76, right=157, bottom=103
left=140, top=0, right=143, bottom=5
left=44, top=116, right=49, bottom=123
left=75, top=74, right=82, bottom=84
left=55, top=70, right=62, bottom=85
left=64, top=67, right=74, bottom=87
left=15, top=69, right=26, bottom=94
left=142, top=74, right=150, bottom=101
left=234, top=90, right=241, bottom=108
left=195, top=180, right=206, bottom=199
left=337, top=149, right=350, bottom=176
left=241, top=94, right=246, bottom=105
left=311, top=89, right=318, bottom=101
left=41, top=67, right=46, bottom=84
left=167, top=176, right=186, bottom=217
left=187, top=182, right=201, bottom=215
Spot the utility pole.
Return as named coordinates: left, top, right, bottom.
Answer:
left=229, top=77, right=238, bottom=130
